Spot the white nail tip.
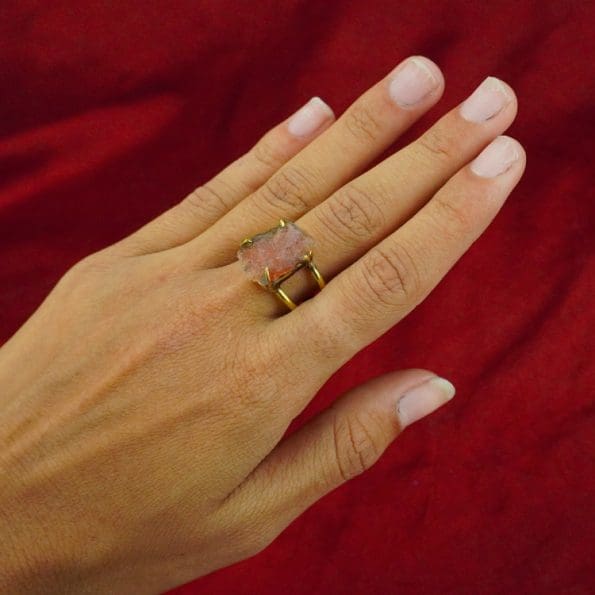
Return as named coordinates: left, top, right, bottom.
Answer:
left=428, top=377, right=457, bottom=399
left=460, top=76, right=513, bottom=123
left=484, top=76, right=512, bottom=98
left=287, top=97, right=333, bottom=137
left=410, top=57, right=439, bottom=84
left=471, top=136, right=521, bottom=178
left=389, top=57, right=441, bottom=108
left=396, top=376, right=455, bottom=428
left=310, top=96, right=334, bottom=117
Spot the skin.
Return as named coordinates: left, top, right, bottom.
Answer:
left=0, top=56, right=525, bottom=593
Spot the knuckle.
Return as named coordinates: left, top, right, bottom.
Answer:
left=64, top=255, right=96, bottom=280
left=416, top=127, right=457, bottom=163
left=55, top=251, right=125, bottom=309
left=296, top=311, right=351, bottom=372
left=186, top=182, right=231, bottom=218
left=332, top=412, right=382, bottom=482
left=61, top=252, right=113, bottom=286
left=166, top=290, right=274, bottom=409
left=243, top=526, right=278, bottom=559
left=164, top=273, right=242, bottom=349
left=252, top=137, right=284, bottom=170
left=228, top=331, right=282, bottom=409
left=259, top=166, right=313, bottom=214
left=317, top=183, right=385, bottom=244
left=343, top=102, right=382, bottom=142
left=362, top=243, right=422, bottom=306
left=176, top=290, right=224, bottom=333
left=431, top=194, right=475, bottom=236
left=226, top=518, right=279, bottom=561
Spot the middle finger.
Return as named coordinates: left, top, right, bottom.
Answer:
left=234, top=76, right=517, bottom=317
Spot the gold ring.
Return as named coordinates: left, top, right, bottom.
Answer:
left=236, top=219, right=325, bottom=310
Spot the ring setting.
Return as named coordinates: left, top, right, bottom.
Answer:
left=237, top=219, right=325, bottom=310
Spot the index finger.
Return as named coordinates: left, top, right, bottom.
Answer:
left=283, top=135, right=526, bottom=376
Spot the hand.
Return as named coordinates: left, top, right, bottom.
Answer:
left=0, top=56, right=524, bottom=593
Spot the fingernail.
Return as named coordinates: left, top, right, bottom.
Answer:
left=389, top=57, right=441, bottom=108
left=460, top=76, right=512, bottom=123
left=396, top=376, right=455, bottom=428
left=287, top=96, right=334, bottom=137
left=471, top=135, right=520, bottom=178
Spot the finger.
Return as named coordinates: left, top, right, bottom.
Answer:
left=293, top=77, right=517, bottom=286
left=191, top=56, right=445, bottom=266
left=288, top=135, right=526, bottom=371
left=116, top=97, right=334, bottom=256
left=215, top=369, right=455, bottom=551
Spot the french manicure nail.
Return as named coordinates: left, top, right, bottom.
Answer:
left=460, top=77, right=512, bottom=123
left=396, top=376, right=455, bottom=428
left=471, top=136, right=520, bottom=178
left=389, top=57, right=441, bottom=108
left=287, top=96, right=334, bottom=137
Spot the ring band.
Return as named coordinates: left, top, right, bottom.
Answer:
left=268, top=250, right=325, bottom=310
left=237, top=219, right=325, bottom=310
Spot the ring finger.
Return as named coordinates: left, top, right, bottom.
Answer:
left=189, top=55, right=445, bottom=266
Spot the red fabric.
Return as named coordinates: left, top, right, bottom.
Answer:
left=1, top=1, right=593, bottom=593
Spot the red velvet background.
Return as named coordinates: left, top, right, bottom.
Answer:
left=1, top=1, right=593, bottom=594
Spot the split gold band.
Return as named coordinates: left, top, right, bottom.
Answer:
left=267, top=252, right=325, bottom=310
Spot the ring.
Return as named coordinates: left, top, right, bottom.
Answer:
left=237, top=219, right=325, bottom=310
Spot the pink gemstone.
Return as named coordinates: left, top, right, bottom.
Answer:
left=237, top=221, right=314, bottom=287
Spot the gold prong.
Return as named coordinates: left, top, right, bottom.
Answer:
left=278, top=219, right=287, bottom=228
left=264, top=267, right=272, bottom=284
left=240, top=238, right=253, bottom=247
left=302, top=250, right=313, bottom=263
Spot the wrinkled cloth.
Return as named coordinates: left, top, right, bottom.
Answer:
left=0, top=2, right=593, bottom=594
